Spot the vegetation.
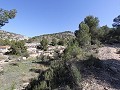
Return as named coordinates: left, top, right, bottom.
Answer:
left=37, top=38, right=48, bottom=51
left=1, top=8, right=120, bottom=90
left=63, top=43, right=83, bottom=61
left=57, top=39, right=66, bottom=46
left=30, top=15, right=120, bottom=89
left=6, top=40, right=28, bottom=56
left=75, top=22, right=91, bottom=46
left=51, top=38, right=57, bottom=46
left=0, top=8, right=17, bottom=28
left=28, top=31, right=75, bottom=43
left=0, top=39, right=11, bottom=45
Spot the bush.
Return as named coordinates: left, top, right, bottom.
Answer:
left=63, top=44, right=83, bottom=61
left=6, top=40, right=27, bottom=56
left=51, top=38, right=57, bottom=46
left=58, top=39, right=65, bottom=46
left=69, top=64, right=81, bottom=86
left=39, top=38, right=48, bottom=51
left=91, top=39, right=101, bottom=45
left=38, top=81, right=48, bottom=90
left=22, top=52, right=29, bottom=58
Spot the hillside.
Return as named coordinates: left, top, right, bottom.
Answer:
left=0, top=30, right=29, bottom=41
left=28, top=31, right=75, bottom=43
left=80, top=45, right=120, bottom=90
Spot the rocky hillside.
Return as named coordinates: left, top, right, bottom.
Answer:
left=0, top=30, right=29, bottom=41
left=80, top=44, right=120, bottom=90
left=28, top=31, right=75, bottom=43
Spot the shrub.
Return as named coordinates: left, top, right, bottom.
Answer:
left=22, top=52, right=29, bottom=58
left=39, top=38, right=48, bottom=51
left=51, top=38, right=57, bottom=46
left=69, top=64, right=81, bottom=86
left=63, top=44, right=83, bottom=61
left=38, top=81, right=48, bottom=90
left=6, top=40, right=27, bottom=56
left=58, top=39, right=65, bottom=46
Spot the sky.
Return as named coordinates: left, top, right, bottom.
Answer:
left=0, top=0, right=120, bottom=37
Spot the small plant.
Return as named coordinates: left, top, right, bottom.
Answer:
left=51, top=38, right=57, bottom=46
left=38, top=81, right=48, bottom=89
left=58, top=39, right=65, bottom=46
left=70, top=64, right=81, bottom=86
left=10, top=82, right=16, bottom=90
left=63, top=44, right=83, bottom=61
left=40, top=38, right=48, bottom=51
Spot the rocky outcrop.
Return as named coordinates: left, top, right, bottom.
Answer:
left=0, top=30, right=29, bottom=41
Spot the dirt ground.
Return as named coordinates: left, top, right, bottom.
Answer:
left=0, top=59, right=47, bottom=90
left=81, top=44, right=120, bottom=90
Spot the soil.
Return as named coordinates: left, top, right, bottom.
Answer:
left=81, top=44, right=120, bottom=90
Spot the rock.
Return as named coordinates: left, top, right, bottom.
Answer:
left=22, top=82, right=29, bottom=89
left=0, top=66, right=4, bottom=73
left=22, top=57, right=27, bottom=60
left=4, top=59, right=9, bottom=62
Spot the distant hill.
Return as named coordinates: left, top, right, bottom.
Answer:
left=28, top=31, right=75, bottom=43
left=0, top=30, right=29, bottom=41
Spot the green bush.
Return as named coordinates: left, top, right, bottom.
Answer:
left=38, top=38, right=48, bottom=51
left=58, top=39, right=65, bottom=46
left=6, top=40, right=27, bottom=56
left=63, top=44, right=83, bottom=61
left=51, top=38, right=57, bottom=46
left=38, top=81, right=48, bottom=90
left=70, top=64, right=81, bottom=86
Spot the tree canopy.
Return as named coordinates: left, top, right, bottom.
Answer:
left=75, top=22, right=91, bottom=46
left=112, top=15, right=120, bottom=28
left=84, top=15, right=99, bottom=30
left=0, top=8, right=17, bottom=28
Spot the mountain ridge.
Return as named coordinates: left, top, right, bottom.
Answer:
left=28, top=31, right=75, bottom=43
left=0, top=30, right=29, bottom=41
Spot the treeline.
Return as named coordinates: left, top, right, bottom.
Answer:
left=30, top=15, right=120, bottom=90
left=75, top=15, right=120, bottom=47
left=28, top=31, right=75, bottom=43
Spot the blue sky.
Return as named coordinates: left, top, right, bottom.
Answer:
left=0, top=0, right=120, bottom=37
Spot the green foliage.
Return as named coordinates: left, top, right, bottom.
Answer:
left=10, top=82, right=15, bottom=90
left=74, top=15, right=113, bottom=45
left=98, top=25, right=111, bottom=42
left=70, top=64, right=81, bottom=86
left=38, top=81, right=48, bottom=90
left=51, top=38, right=57, bottom=46
left=44, top=68, right=53, bottom=80
left=75, top=22, right=91, bottom=46
left=58, top=39, right=65, bottom=46
left=63, top=44, right=83, bottom=61
left=84, top=15, right=99, bottom=31
left=52, top=64, right=72, bottom=89
left=0, top=8, right=17, bottom=28
left=0, top=39, right=11, bottom=45
left=6, top=40, right=27, bottom=56
left=84, top=15, right=101, bottom=45
left=112, top=15, right=120, bottom=28
left=39, top=38, right=48, bottom=51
